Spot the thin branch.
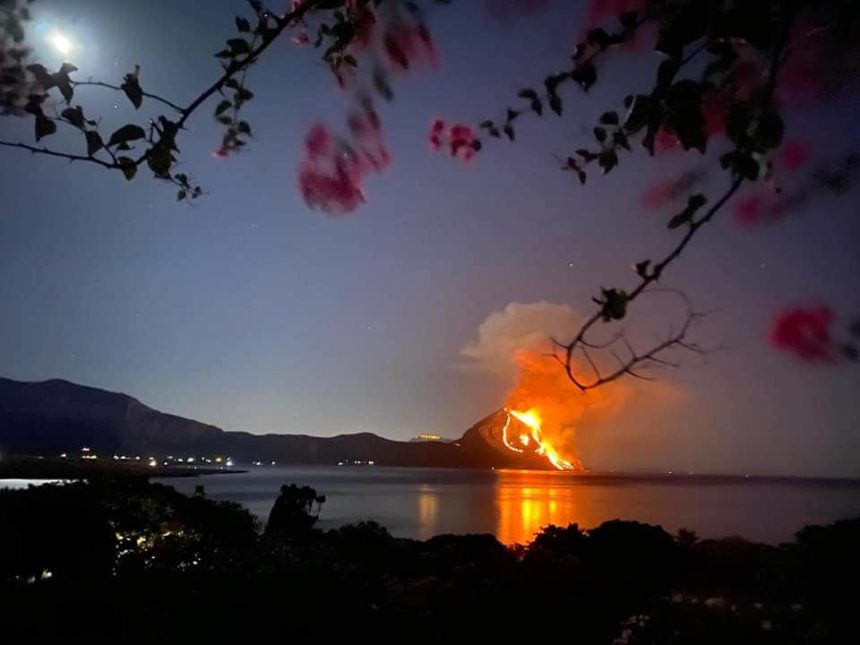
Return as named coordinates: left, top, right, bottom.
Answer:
left=0, top=140, right=117, bottom=168
left=72, top=80, right=184, bottom=113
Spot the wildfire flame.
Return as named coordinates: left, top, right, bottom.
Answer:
left=503, top=407, right=583, bottom=471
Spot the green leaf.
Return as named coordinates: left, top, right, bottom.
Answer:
left=235, top=87, right=254, bottom=102
left=634, top=260, right=651, bottom=278
left=55, top=77, right=74, bottom=104
left=599, top=288, right=629, bottom=321
left=599, top=111, right=619, bottom=125
left=665, top=80, right=707, bottom=152
left=227, top=38, right=251, bottom=56
left=146, top=144, right=173, bottom=177
left=688, top=194, right=707, bottom=211
left=612, top=131, right=631, bottom=151
left=593, top=127, right=607, bottom=143
left=576, top=148, right=598, bottom=162
left=668, top=194, right=707, bottom=229
left=215, top=99, right=232, bottom=116
left=61, top=106, right=86, bottom=128
left=725, top=102, right=753, bottom=144
left=121, top=76, right=144, bottom=110
left=235, top=16, right=251, bottom=32
left=517, top=88, right=538, bottom=100
left=586, top=28, right=611, bottom=49
left=177, top=190, right=187, bottom=201
left=598, top=149, right=618, bottom=174
left=108, top=124, right=146, bottom=148
left=35, top=115, right=56, bottom=141
left=503, top=124, right=515, bottom=141
left=26, top=63, right=50, bottom=86
left=571, top=62, right=597, bottom=91
left=85, top=130, right=103, bottom=156
left=549, top=95, right=562, bottom=116
left=237, top=121, right=252, bottom=135
left=117, top=157, right=137, bottom=181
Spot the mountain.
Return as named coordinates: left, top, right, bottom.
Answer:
left=0, top=378, right=551, bottom=469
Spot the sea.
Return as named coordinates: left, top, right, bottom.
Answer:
left=149, top=466, right=860, bottom=545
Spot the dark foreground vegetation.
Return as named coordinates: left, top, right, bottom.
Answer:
left=1, top=479, right=856, bottom=644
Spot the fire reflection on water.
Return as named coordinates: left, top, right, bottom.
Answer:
left=417, top=484, right=440, bottom=540
left=495, top=470, right=592, bottom=545
left=411, top=472, right=594, bottom=544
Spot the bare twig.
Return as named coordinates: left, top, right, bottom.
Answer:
left=0, top=140, right=117, bottom=168
left=71, top=80, right=184, bottom=113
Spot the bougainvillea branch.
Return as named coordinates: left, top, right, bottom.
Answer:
left=540, top=0, right=806, bottom=390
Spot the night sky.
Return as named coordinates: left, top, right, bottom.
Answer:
left=1, top=1, right=858, bottom=476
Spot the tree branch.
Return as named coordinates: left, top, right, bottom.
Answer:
left=71, top=80, right=184, bottom=113
left=0, top=140, right=117, bottom=168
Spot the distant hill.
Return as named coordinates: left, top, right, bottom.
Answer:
left=0, top=378, right=552, bottom=469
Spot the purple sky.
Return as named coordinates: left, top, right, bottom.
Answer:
left=1, top=1, right=858, bottom=476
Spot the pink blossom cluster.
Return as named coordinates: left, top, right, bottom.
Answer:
left=298, top=123, right=366, bottom=215
left=382, top=20, right=437, bottom=72
left=428, top=119, right=479, bottom=162
left=770, top=305, right=835, bottom=362
left=298, top=102, right=391, bottom=215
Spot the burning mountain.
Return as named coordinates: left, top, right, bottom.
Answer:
left=461, top=302, right=628, bottom=472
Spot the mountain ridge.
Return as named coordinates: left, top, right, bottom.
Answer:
left=0, top=377, right=552, bottom=469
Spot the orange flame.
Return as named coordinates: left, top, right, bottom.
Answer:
left=505, top=407, right=583, bottom=471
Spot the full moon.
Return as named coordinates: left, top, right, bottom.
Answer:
left=46, top=31, right=74, bottom=56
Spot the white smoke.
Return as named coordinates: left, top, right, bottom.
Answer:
left=458, top=301, right=582, bottom=377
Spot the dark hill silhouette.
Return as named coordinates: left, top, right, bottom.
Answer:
left=0, top=378, right=553, bottom=469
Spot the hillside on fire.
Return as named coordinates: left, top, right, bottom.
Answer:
left=0, top=377, right=577, bottom=471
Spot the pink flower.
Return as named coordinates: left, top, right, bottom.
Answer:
left=428, top=118, right=445, bottom=150
left=383, top=22, right=437, bottom=71
left=298, top=124, right=366, bottom=215
left=777, top=141, right=814, bottom=173
left=779, top=22, right=822, bottom=105
left=654, top=126, right=680, bottom=152
left=428, top=119, right=479, bottom=162
left=734, top=195, right=763, bottom=225
left=291, top=30, right=309, bottom=46
left=348, top=103, right=391, bottom=172
left=305, top=123, right=333, bottom=158
left=770, top=305, right=835, bottom=362
left=212, top=147, right=230, bottom=160
left=299, top=154, right=366, bottom=215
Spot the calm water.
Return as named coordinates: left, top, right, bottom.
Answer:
left=157, top=466, right=860, bottom=544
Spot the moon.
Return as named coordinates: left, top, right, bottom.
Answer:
left=46, top=31, right=74, bottom=56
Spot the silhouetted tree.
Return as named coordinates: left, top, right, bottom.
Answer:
left=265, top=483, right=326, bottom=539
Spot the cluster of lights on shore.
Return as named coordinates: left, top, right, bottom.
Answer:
left=64, top=447, right=242, bottom=469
